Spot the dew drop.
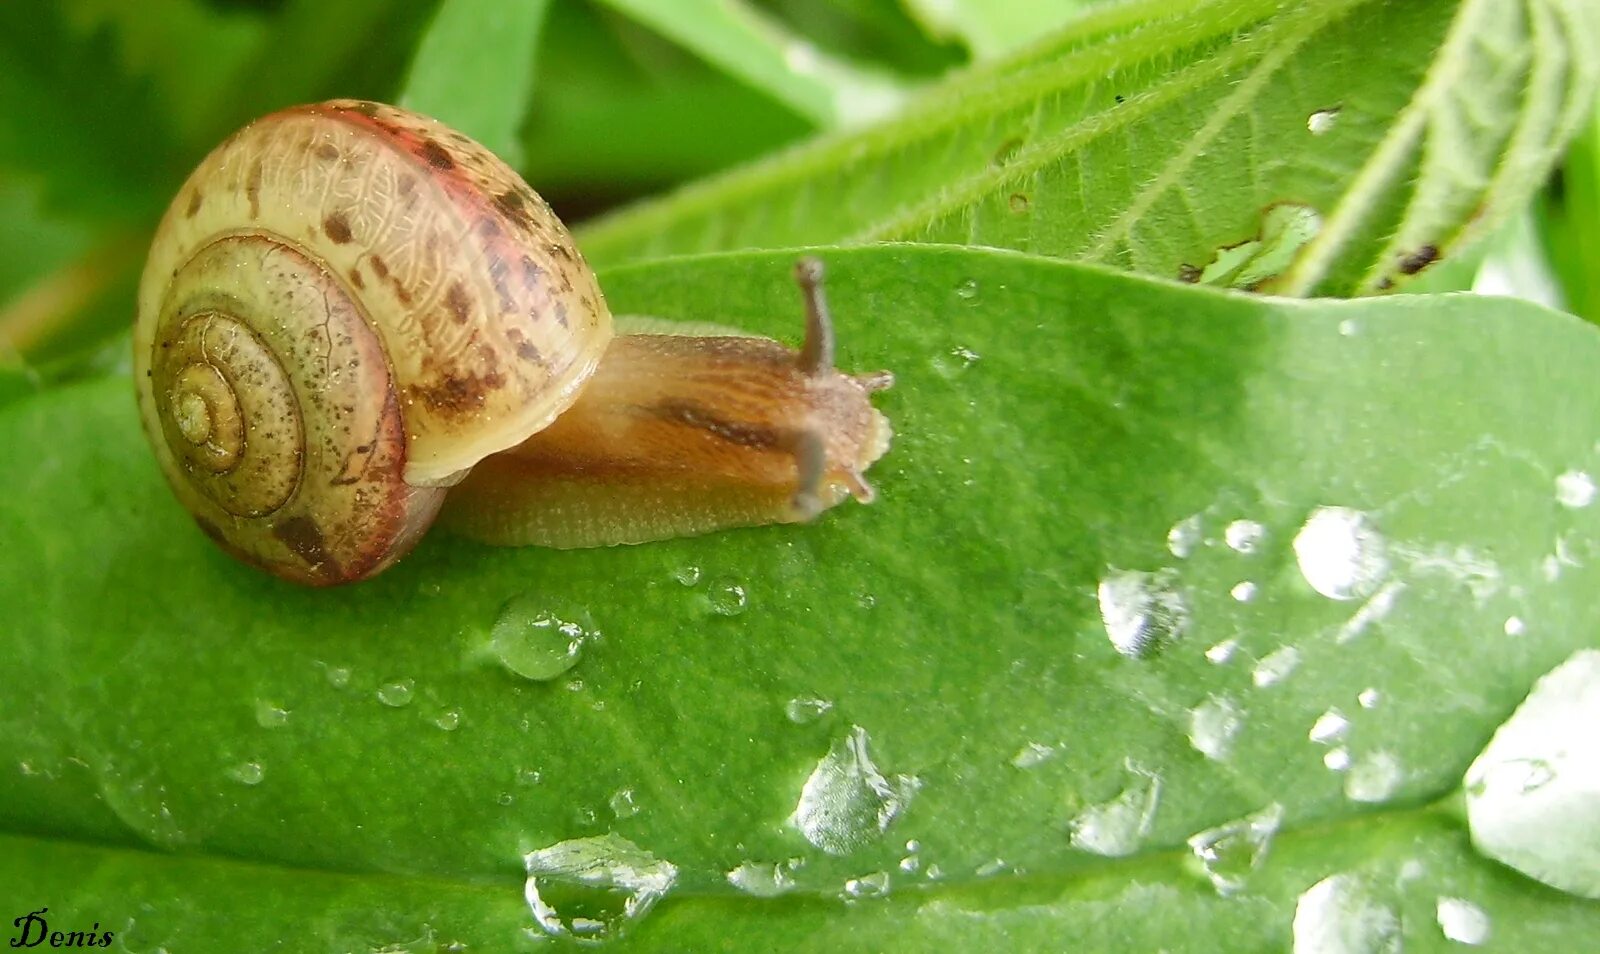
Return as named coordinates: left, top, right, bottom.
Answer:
left=843, top=871, right=891, bottom=899
left=1097, top=568, right=1190, bottom=659
left=707, top=578, right=749, bottom=617
left=609, top=788, right=641, bottom=819
left=1293, top=507, right=1389, bottom=601
left=1167, top=513, right=1203, bottom=558
left=1187, top=802, right=1284, bottom=895
left=1010, top=741, right=1056, bottom=769
left=1309, top=708, right=1350, bottom=745
left=786, top=696, right=833, bottom=724
left=974, top=858, right=1007, bottom=877
left=523, top=833, right=678, bottom=942
left=227, top=761, right=264, bottom=786
left=1231, top=581, right=1258, bottom=602
left=434, top=708, right=463, bottom=731
left=1252, top=645, right=1302, bottom=687
left=898, top=853, right=920, bottom=873
left=1324, top=747, right=1352, bottom=772
left=1436, top=896, right=1491, bottom=945
left=1206, top=638, right=1240, bottom=664
left=1306, top=108, right=1341, bottom=135
left=1069, top=761, right=1161, bottom=857
left=954, top=278, right=980, bottom=301
left=517, top=767, right=544, bottom=787
left=1291, top=872, right=1401, bottom=954
left=323, top=664, right=351, bottom=689
left=1188, top=695, right=1243, bottom=761
left=791, top=725, right=919, bottom=855
left=672, top=564, right=702, bottom=587
left=253, top=700, right=289, bottom=729
left=1225, top=519, right=1267, bottom=554
left=1357, top=688, right=1381, bottom=709
left=489, top=594, right=589, bottom=681
left=1504, top=616, right=1526, bottom=636
left=726, top=860, right=795, bottom=897
left=1465, top=649, right=1600, bottom=898
left=1555, top=470, right=1596, bottom=508
left=376, top=678, right=414, bottom=708
left=1344, top=751, right=1403, bottom=803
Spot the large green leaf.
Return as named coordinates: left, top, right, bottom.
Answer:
left=3, top=247, right=1597, bottom=948
left=576, top=0, right=1600, bottom=298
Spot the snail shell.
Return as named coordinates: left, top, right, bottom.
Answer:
left=135, top=100, right=609, bottom=584
left=136, top=101, right=892, bottom=586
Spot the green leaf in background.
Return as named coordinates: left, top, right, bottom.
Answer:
left=1539, top=101, right=1600, bottom=323
left=900, top=0, right=1095, bottom=59
left=594, top=0, right=912, bottom=126
left=577, top=0, right=1600, bottom=299
left=3, top=247, right=1598, bottom=949
left=399, top=0, right=552, bottom=167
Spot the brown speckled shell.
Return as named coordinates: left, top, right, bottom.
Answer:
left=134, top=100, right=612, bottom=584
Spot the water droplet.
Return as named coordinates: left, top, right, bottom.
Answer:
left=954, top=278, right=980, bottom=300
left=1188, top=695, right=1243, bottom=761
left=1069, top=761, right=1161, bottom=857
left=707, top=578, right=749, bottom=617
left=1357, top=688, right=1381, bottom=709
left=376, top=678, right=414, bottom=708
left=1338, top=318, right=1358, bottom=336
left=785, top=696, right=833, bottom=725
left=434, top=708, right=463, bottom=731
left=523, top=833, right=678, bottom=941
left=1097, top=568, right=1191, bottom=659
left=857, top=592, right=877, bottom=610
left=1335, top=581, right=1403, bottom=644
left=672, top=564, right=702, bottom=586
left=323, top=664, right=351, bottom=689
left=227, top=761, right=264, bottom=786
left=609, top=788, right=640, bottom=819
left=253, top=700, right=288, bottom=729
left=1324, top=747, right=1352, bottom=772
left=1504, top=616, right=1526, bottom=636
left=843, top=871, right=891, bottom=899
left=931, top=345, right=982, bottom=378
left=517, top=767, right=544, bottom=787
left=1555, top=470, right=1596, bottom=508
left=1291, top=872, right=1401, bottom=954
left=1344, top=751, right=1403, bottom=802
left=1206, top=638, right=1240, bottom=664
left=1225, top=519, right=1266, bottom=554
left=1435, top=896, right=1490, bottom=945
left=1309, top=708, right=1350, bottom=745
left=1293, top=507, right=1389, bottom=601
left=1465, top=649, right=1600, bottom=898
left=974, top=858, right=1007, bottom=877
left=497, top=792, right=514, bottom=806
left=726, top=861, right=795, bottom=898
left=1187, top=802, right=1284, bottom=895
left=490, top=595, right=589, bottom=681
left=898, top=853, right=920, bottom=873
left=1010, top=741, right=1056, bottom=768
left=1252, top=645, right=1302, bottom=687
left=924, top=863, right=945, bottom=880
left=1306, top=108, right=1341, bottom=135
left=791, top=725, right=919, bottom=855
left=1167, top=513, right=1203, bottom=558
left=1230, top=581, right=1258, bottom=602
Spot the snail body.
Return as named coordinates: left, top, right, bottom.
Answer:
left=136, top=100, right=891, bottom=585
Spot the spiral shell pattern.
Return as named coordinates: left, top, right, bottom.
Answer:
left=135, top=100, right=612, bottom=584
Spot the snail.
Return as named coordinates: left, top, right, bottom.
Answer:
left=134, top=99, right=893, bottom=586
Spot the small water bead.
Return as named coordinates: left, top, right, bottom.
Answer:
left=672, top=564, right=702, bottom=586
left=1098, top=568, right=1191, bottom=659
left=1230, top=581, right=1258, bottom=602
left=843, top=871, right=891, bottom=899
left=1167, top=513, right=1203, bottom=558
left=517, top=768, right=545, bottom=787
left=523, top=834, right=678, bottom=942
left=792, top=725, right=919, bottom=855
left=785, top=696, right=833, bottom=725
left=1206, top=638, right=1240, bottom=665
left=1335, top=581, right=1403, bottom=644
left=1187, top=802, right=1284, bottom=895
left=1225, top=519, right=1267, bottom=554
left=1293, top=507, right=1390, bottom=601
left=1338, top=318, right=1359, bottom=336
left=497, top=792, right=515, bottom=806
left=930, top=346, right=982, bottom=379
left=609, top=788, right=641, bottom=819
left=1291, top=872, right=1401, bottom=954
left=726, top=861, right=795, bottom=898
left=227, top=761, right=264, bottom=786
left=924, top=863, right=945, bottom=880
left=1504, top=616, right=1526, bottom=636
left=323, top=664, right=351, bottom=689
left=954, top=278, right=980, bottom=300
left=434, top=709, right=463, bottom=731
left=1253, top=646, right=1302, bottom=687
left=1188, top=695, right=1243, bottom=762
left=1068, top=762, right=1162, bottom=857
left=376, top=679, right=415, bottom=708
left=1344, top=751, right=1403, bottom=803
left=490, top=595, right=590, bottom=681
left=1436, top=897, right=1491, bottom=945
left=1324, top=747, right=1352, bottom=772
left=1309, top=708, right=1350, bottom=745
left=898, top=854, right=920, bottom=873
left=1010, top=741, right=1056, bottom=769
left=1306, top=108, right=1341, bottom=135
left=974, top=858, right=1007, bottom=877
left=1555, top=470, right=1596, bottom=508
left=253, top=700, right=289, bottom=729
left=707, top=579, right=749, bottom=617
left=1357, top=688, right=1381, bottom=709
